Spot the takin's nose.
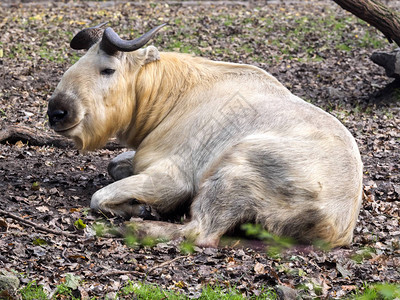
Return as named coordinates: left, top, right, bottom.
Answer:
left=47, top=109, right=68, bottom=126
left=47, top=92, right=75, bottom=129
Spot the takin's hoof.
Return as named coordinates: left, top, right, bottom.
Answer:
left=136, top=204, right=161, bottom=220
left=194, top=236, right=220, bottom=249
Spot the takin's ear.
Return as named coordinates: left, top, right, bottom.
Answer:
left=139, top=46, right=160, bottom=65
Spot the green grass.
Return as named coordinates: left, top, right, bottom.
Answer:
left=19, top=274, right=82, bottom=300
left=18, top=279, right=399, bottom=300
left=18, top=280, right=277, bottom=300
left=241, top=223, right=298, bottom=258
left=201, top=9, right=388, bottom=64
left=351, top=247, right=376, bottom=264
left=54, top=283, right=80, bottom=300
left=5, top=3, right=386, bottom=69
left=353, top=283, right=400, bottom=300
left=336, top=43, right=352, bottom=51
left=120, top=281, right=185, bottom=299
left=19, top=281, right=47, bottom=300
left=119, top=281, right=278, bottom=299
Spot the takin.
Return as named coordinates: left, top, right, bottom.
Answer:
left=47, top=23, right=363, bottom=248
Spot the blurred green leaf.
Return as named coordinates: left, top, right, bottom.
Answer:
left=74, top=219, right=86, bottom=229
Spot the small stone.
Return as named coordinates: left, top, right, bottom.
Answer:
left=0, top=269, right=20, bottom=292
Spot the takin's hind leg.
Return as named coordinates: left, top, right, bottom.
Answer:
left=126, top=219, right=185, bottom=241
left=124, top=168, right=259, bottom=248
left=108, top=151, right=136, bottom=181
left=181, top=170, right=260, bottom=248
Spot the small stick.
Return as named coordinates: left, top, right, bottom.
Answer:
left=99, top=255, right=188, bottom=278
left=146, top=255, right=188, bottom=274
left=99, top=269, right=145, bottom=277
left=0, top=208, right=78, bottom=238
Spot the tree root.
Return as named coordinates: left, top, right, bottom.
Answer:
left=0, top=208, right=78, bottom=238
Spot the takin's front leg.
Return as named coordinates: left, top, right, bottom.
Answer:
left=90, top=160, right=191, bottom=218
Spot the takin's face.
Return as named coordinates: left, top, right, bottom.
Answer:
left=47, top=24, right=165, bottom=150
left=47, top=47, right=136, bottom=150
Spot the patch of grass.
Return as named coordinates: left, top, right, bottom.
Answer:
left=359, top=30, right=384, bottom=49
left=350, top=247, right=376, bottom=264
left=53, top=273, right=81, bottom=299
left=55, top=283, right=80, bottom=300
left=336, top=43, right=352, bottom=51
left=180, top=240, right=195, bottom=254
left=19, top=275, right=84, bottom=300
left=200, top=285, right=243, bottom=300
left=19, top=281, right=47, bottom=300
left=241, top=223, right=296, bottom=258
left=353, top=283, right=400, bottom=300
left=38, top=46, right=67, bottom=63
left=119, top=281, right=278, bottom=299
left=207, top=8, right=388, bottom=64
left=164, top=39, right=201, bottom=55
left=120, top=281, right=185, bottom=299
left=8, top=43, right=31, bottom=60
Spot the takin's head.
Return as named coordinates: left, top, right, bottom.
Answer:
left=47, top=23, right=166, bottom=150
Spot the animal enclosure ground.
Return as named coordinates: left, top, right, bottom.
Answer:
left=0, top=0, right=399, bottom=299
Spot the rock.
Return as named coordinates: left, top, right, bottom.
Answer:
left=0, top=269, right=20, bottom=292
left=275, top=284, right=298, bottom=300
left=370, top=48, right=400, bottom=79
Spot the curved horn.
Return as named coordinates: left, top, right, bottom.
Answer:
left=70, top=22, right=109, bottom=50
left=100, top=24, right=167, bottom=55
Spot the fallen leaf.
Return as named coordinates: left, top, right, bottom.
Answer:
left=254, top=262, right=265, bottom=274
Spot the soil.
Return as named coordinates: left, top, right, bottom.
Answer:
left=0, top=0, right=399, bottom=299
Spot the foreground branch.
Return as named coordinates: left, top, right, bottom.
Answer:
left=0, top=208, right=78, bottom=238
left=332, top=0, right=400, bottom=47
left=0, top=125, right=72, bottom=148
left=0, top=125, right=123, bottom=150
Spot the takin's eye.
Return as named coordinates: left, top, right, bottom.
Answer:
left=100, top=68, right=116, bottom=76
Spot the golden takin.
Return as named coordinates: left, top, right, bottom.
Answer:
left=47, top=23, right=363, bottom=248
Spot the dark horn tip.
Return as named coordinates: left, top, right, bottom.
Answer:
left=70, top=21, right=110, bottom=50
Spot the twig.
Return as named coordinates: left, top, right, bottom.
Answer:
left=62, top=248, right=72, bottom=263
left=99, top=269, right=145, bottom=277
left=0, top=208, right=78, bottom=238
left=146, top=255, right=188, bottom=274
left=0, top=125, right=124, bottom=150
left=98, top=255, right=188, bottom=278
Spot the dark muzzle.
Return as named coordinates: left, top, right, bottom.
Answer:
left=47, top=93, right=78, bottom=131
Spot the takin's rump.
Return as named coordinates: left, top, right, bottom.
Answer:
left=47, top=23, right=363, bottom=248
